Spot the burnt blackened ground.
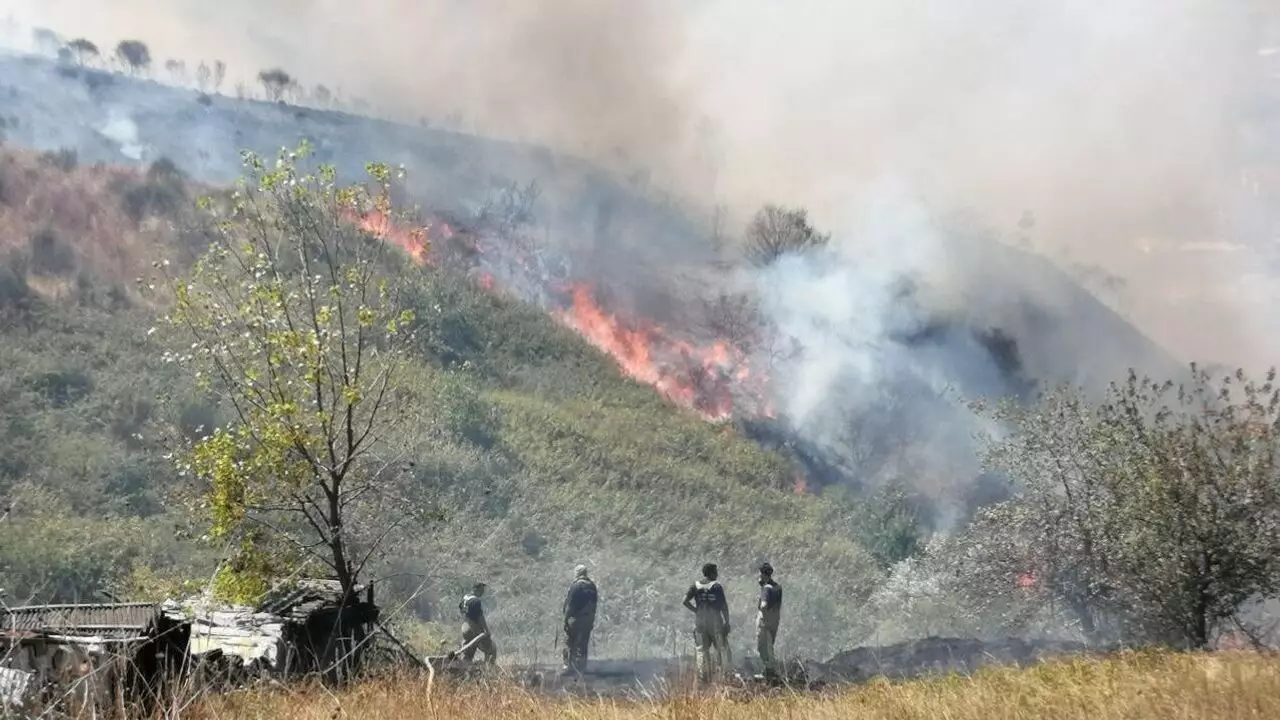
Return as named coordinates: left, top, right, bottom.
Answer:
left=810, top=636, right=1094, bottom=685
left=480, top=636, right=1098, bottom=698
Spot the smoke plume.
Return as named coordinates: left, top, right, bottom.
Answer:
left=7, top=0, right=1273, bottom=370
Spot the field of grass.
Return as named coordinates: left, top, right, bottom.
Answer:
left=179, top=652, right=1279, bottom=720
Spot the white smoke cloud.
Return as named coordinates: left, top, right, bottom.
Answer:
left=97, top=109, right=146, bottom=160
left=755, top=181, right=944, bottom=429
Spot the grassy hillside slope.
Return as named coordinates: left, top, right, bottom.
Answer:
left=0, top=148, right=883, bottom=661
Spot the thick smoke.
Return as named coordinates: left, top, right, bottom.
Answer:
left=7, top=0, right=1272, bottom=370
left=7, top=0, right=1269, bottom=508
left=754, top=182, right=941, bottom=427
left=687, top=0, right=1269, bottom=372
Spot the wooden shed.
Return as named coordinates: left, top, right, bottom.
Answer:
left=0, top=602, right=189, bottom=713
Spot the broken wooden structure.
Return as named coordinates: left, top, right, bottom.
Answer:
left=1, top=579, right=380, bottom=711
left=0, top=602, right=188, bottom=713
left=165, top=578, right=379, bottom=685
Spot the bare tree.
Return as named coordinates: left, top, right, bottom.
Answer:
left=258, top=68, right=294, bottom=102
left=743, top=204, right=830, bottom=267
left=312, top=84, right=332, bottom=108
left=474, top=180, right=541, bottom=236
left=114, top=40, right=151, bottom=75
left=31, top=27, right=60, bottom=56
left=65, top=38, right=98, bottom=66
left=194, top=61, right=212, bottom=92
left=164, top=58, right=187, bottom=85
left=212, top=60, right=226, bottom=94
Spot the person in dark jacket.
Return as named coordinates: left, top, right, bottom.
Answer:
left=756, top=562, right=782, bottom=680
left=682, top=562, right=731, bottom=682
left=459, top=582, right=496, bottom=664
left=562, top=564, right=598, bottom=674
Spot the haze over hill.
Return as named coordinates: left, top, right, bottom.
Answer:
left=6, top=0, right=1279, bottom=370
left=0, top=47, right=1181, bottom=506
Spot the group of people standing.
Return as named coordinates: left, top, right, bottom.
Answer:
left=457, top=561, right=783, bottom=682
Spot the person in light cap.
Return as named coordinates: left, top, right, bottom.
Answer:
left=756, top=562, right=783, bottom=682
left=562, top=564, right=598, bottom=674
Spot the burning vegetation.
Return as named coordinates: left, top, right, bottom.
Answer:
left=352, top=206, right=771, bottom=422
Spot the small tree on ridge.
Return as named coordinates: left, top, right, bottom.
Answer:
left=258, top=68, right=294, bottom=102
left=66, top=38, right=99, bottom=66
left=115, top=40, right=151, bottom=75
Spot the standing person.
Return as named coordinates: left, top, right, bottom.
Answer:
left=682, top=563, right=732, bottom=682
left=756, top=562, right=783, bottom=681
left=459, top=582, right=497, bottom=664
left=562, top=564, right=599, bottom=674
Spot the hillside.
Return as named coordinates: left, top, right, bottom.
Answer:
left=0, top=50, right=715, bottom=298
left=0, top=47, right=1197, bottom=661
left=0, top=147, right=888, bottom=661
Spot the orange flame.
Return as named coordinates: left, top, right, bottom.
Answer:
left=793, top=474, right=808, bottom=495
left=349, top=210, right=774, bottom=422
left=346, top=209, right=431, bottom=265
left=554, top=283, right=752, bottom=420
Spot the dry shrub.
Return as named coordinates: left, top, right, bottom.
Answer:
left=0, top=147, right=198, bottom=306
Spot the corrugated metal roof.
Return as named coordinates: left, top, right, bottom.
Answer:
left=258, top=579, right=364, bottom=620
left=0, top=602, right=161, bottom=638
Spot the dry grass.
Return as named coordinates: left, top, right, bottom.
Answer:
left=0, top=147, right=189, bottom=300
left=177, top=651, right=1280, bottom=720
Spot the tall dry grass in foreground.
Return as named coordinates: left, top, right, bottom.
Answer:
left=180, top=651, right=1280, bottom=720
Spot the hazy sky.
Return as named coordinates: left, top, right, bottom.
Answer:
left=7, top=0, right=1278, bottom=369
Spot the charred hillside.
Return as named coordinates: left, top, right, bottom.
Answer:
left=0, top=48, right=1179, bottom=502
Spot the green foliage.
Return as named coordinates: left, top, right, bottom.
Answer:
left=110, top=563, right=206, bottom=603
left=966, top=366, right=1280, bottom=648
left=0, top=489, right=184, bottom=603
left=211, top=537, right=277, bottom=605
left=159, top=144, right=423, bottom=600
left=851, top=482, right=937, bottom=570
